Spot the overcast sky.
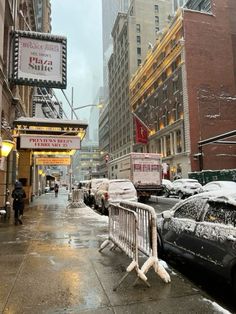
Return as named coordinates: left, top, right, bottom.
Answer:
left=51, top=0, right=103, bottom=121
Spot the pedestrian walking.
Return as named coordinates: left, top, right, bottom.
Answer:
left=54, top=183, right=59, bottom=197
left=12, top=181, right=26, bottom=225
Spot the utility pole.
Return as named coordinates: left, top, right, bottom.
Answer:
left=71, top=87, right=74, bottom=120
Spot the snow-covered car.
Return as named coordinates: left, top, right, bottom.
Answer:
left=161, top=179, right=173, bottom=195
left=94, top=179, right=138, bottom=215
left=202, top=180, right=236, bottom=192
left=164, top=179, right=203, bottom=199
left=84, top=178, right=109, bottom=206
left=157, top=190, right=236, bottom=296
left=44, top=186, right=50, bottom=193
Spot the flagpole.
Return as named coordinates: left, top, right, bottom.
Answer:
left=132, top=111, right=151, bottom=131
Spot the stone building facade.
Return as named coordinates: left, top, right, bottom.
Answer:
left=108, top=0, right=173, bottom=160
left=0, top=0, right=38, bottom=207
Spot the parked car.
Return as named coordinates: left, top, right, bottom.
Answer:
left=202, top=180, right=236, bottom=192
left=164, top=178, right=203, bottom=199
left=44, top=186, right=50, bottom=193
left=84, top=178, right=109, bottom=206
left=157, top=191, right=236, bottom=295
left=161, top=179, right=173, bottom=195
left=94, top=179, right=138, bottom=215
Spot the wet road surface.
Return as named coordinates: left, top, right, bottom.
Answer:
left=0, top=191, right=232, bottom=313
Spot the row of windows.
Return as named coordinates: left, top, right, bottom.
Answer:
left=132, top=54, right=181, bottom=99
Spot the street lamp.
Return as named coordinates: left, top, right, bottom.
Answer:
left=73, top=103, right=103, bottom=111
left=0, top=140, right=15, bottom=157
left=71, top=103, right=103, bottom=120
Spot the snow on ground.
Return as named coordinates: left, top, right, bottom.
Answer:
left=74, top=205, right=108, bottom=223
left=202, top=298, right=232, bottom=314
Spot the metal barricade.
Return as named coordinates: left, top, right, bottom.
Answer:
left=99, top=202, right=170, bottom=290
left=67, top=189, right=85, bottom=208
left=120, top=201, right=170, bottom=284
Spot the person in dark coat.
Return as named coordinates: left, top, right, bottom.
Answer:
left=54, top=183, right=59, bottom=197
left=12, top=181, right=26, bottom=225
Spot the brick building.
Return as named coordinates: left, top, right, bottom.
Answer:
left=130, top=0, right=236, bottom=179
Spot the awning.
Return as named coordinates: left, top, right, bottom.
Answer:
left=13, top=117, right=88, bottom=154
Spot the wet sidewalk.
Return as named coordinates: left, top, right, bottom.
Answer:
left=0, top=190, right=231, bottom=314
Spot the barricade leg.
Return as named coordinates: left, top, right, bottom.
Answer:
left=113, top=260, right=149, bottom=291
left=99, top=239, right=111, bottom=252
left=140, top=256, right=171, bottom=283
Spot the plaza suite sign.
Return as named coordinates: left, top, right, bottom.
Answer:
left=11, top=31, right=67, bottom=89
left=20, top=135, right=80, bottom=150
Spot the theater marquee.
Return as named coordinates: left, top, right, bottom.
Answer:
left=11, top=31, right=67, bottom=89
left=20, top=135, right=80, bottom=150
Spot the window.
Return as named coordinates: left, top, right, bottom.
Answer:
left=176, top=103, right=183, bottom=120
left=174, top=200, right=205, bottom=220
left=162, top=71, right=167, bottom=82
left=163, top=88, right=168, bottom=101
left=176, top=130, right=182, bottom=153
left=166, top=135, right=171, bottom=156
left=137, top=59, right=142, bottom=66
left=204, top=203, right=236, bottom=226
left=155, top=16, right=159, bottom=25
left=137, top=36, right=141, bottom=44
left=130, top=6, right=134, bottom=16
left=154, top=5, right=159, bottom=13
left=136, top=24, right=141, bottom=32
left=173, top=79, right=178, bottom=93
left=137, top=47, right=141, bottom=55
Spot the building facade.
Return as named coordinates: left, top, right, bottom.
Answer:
left=34, top=0, right=51, bottom=33
left=0, top=0, right=38, bottom=207
left=108, top=0, right=173, bottom=160
left=102, top=0, right=130, bottom=103
left=130, top=0, right=236, bottom=179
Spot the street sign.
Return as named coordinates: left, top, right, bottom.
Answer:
left=35, top=157, right=71, bottom=166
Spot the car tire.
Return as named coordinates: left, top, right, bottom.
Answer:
left=178, top=191, right=184, bottom=199
left=164, top=190, right=169, bottom=198
left=157, top=230, right=164, bottom=258
left=101, top=200, right=106, bottom=215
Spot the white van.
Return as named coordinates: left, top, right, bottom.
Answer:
left=94, top=179, right=137, bottom=214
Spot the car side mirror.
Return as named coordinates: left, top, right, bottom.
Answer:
left=162, top=210, right=172, bottom=219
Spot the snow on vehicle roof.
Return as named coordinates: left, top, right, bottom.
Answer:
left=174, top=179, right=199, bottom=183
left=109, top=179, right=132, bottom=183
left=190, top=190, right=236, bottom=206
left=203, top=181, right=236, bottom=187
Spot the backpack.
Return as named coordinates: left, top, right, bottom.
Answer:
left=14, top=189, right=24, bottom=203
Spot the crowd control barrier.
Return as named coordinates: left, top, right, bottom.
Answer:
left=99, top=201, right=171, bottom=290
left=67, top=189, right=85, bottom=208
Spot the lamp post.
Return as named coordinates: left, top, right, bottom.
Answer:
left=73, top=103, right=103, bottom=111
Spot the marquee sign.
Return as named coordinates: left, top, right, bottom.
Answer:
left=20, top=135, right=80, bottom=150
left=35, top=157, right=71, bottom=166
left=11, top=31, right=67, bottom=89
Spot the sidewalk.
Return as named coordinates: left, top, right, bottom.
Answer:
left=0, top=190, right=231, bottom=314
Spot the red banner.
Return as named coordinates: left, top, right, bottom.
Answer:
left=134, top=116, right=148, bottom=144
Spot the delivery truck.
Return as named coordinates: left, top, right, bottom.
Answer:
left=108, top=152, right=162, bottom=202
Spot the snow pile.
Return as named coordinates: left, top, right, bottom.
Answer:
left=202, top=298, right=231, bottom=314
